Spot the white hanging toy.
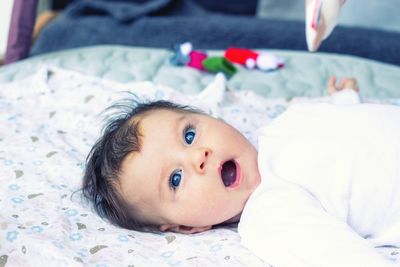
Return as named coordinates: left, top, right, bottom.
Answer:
left=305, top=0, right=346, bottom=52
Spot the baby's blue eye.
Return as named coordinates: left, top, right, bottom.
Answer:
left=184, top=126, right=196, bottom=145
left=169, top=170, right=182, bottom=190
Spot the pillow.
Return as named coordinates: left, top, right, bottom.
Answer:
left=256, top=0, right=304, bottom=21
left=4, top=0, right=38, bottom=64
left=194, top=0, right=258, bottom=15
left=338, top=0, right=400, bottom=32
left=257, top=0, right=400, bottom=33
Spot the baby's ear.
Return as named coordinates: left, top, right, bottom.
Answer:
left=159, top=224, right=212, bottom=234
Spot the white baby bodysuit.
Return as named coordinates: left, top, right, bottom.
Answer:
left=238, top=90, right=400, bottom=267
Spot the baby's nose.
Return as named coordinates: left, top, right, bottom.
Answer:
left=193, top=148, right=212, bottom=174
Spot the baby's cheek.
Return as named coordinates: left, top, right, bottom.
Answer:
left=180, top=197, right=223, bottom=225
left=201, top=198, right=236, bottom=223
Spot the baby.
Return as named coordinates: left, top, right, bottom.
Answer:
left=82, top=77, right=400, bottom=267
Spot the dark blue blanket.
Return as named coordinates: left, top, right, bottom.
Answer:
left=31, top=0, right=400, bottom=65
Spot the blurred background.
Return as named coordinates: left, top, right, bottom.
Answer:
left=1, top=0, right=399, bottom=65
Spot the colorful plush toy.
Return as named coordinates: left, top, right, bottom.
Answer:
left=224, top=48, right=284, bottom=71
left=170, top=42, right=237, bottom=77
left=305, top=0, right=346, bottom=51
left=170, top=42, right=284, bottom=76
left=170, top=42, right=192, bottom=66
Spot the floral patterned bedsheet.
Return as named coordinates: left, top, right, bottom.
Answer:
left=1, top=68, right=399, bottom=267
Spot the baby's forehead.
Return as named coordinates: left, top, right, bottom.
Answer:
left=127, top=107, right=182, bottom=129
left=126, top=107, right=208, bottom=148
left=128, top=108, right=186, bottom=140
left=135, top=108, right=200, bottom=124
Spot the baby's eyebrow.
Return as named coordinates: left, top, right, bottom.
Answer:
left=158, top=161, right=167, bottom=200
left=176, top=113, right=187, bottom=127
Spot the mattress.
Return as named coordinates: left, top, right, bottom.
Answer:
left=1, top=45, right=400, bottom=267
left=2, top=45, right=400, bottom=98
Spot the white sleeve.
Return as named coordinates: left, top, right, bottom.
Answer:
left=239, top=182, right=396, bottom=267
left=330, top=88, right=361, bottom=105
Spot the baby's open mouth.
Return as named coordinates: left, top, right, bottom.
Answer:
left=221, top=160, right=238, bottom=187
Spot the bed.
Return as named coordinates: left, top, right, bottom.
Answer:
left=1, top=1, right=400, bottom=266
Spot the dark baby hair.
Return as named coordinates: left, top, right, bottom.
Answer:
left=81, top=98, right=204, bottom=232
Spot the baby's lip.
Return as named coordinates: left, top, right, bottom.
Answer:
left=219, top=160, right=241, bottom=188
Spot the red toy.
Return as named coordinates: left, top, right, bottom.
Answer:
left=225, top=47, right=284, bottom=71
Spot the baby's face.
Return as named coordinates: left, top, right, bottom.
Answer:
left=119, top=109, right=260, bottom=233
